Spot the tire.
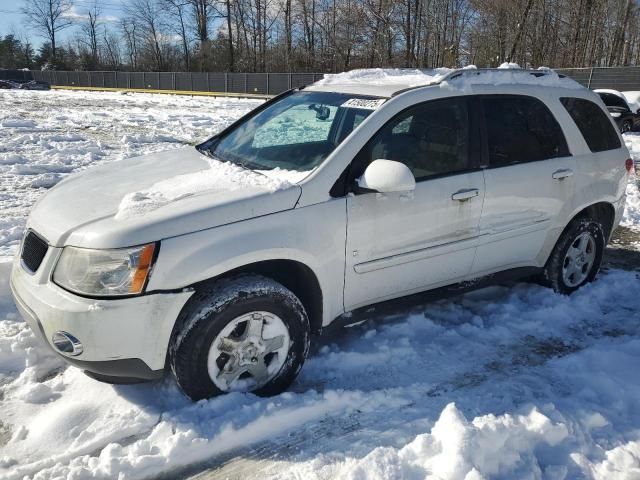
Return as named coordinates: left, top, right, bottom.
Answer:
left=622, top=119, right=633, bottom=133
left=170, top=274, right=310, bottom=401
left=542, top=218, right=605, bottom=294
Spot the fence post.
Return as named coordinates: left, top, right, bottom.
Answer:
left=587, top=68, right=594, bottom=88
left=244, top=73, right=248, bottom=93
left=266, top=73, right=270, bottom=95
left=225, top=73, right=228, bottom=92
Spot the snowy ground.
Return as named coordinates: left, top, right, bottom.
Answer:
left=1, top=89, right=640, bottom=480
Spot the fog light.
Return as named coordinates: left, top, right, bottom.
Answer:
left=52, top=331, right=83, bottom=356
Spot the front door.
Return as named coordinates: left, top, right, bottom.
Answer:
left=343, top=96, right=485, bottom=311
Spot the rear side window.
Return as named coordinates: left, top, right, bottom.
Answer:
left=482, top=95, right=569, bottom=167
left=560, top=97, right=621, bottom=152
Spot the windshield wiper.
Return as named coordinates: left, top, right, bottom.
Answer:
left=196, top=144, right=268, bottom=176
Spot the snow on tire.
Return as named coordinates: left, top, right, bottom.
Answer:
left=170, top=274, right=310, bottom=400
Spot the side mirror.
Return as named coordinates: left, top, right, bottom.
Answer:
left=356, top=159, right=416, bottom=193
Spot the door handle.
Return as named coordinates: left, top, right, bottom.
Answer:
left=451, top=188, right=479, bottom=201
left=552, top=169, right=574, bottom=180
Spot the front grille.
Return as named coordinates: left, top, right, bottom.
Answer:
left=21, top=231, right=48, bottom=273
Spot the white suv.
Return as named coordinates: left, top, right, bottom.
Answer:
left=10, top=69, right=632, bottom=400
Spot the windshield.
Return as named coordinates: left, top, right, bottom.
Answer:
left=204, top=91, right=382, bottom=172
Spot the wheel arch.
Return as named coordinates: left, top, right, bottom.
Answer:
left=544, top=201, right=616, bottom=267
left=179, top=259, right=324, bottom=336
left=571, top=201, right=616, bottom=240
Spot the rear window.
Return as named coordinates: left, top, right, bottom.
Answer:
left=482, top=95, right=569, bottom=167
left=597, top=92, right=629, bottom=110
left=560, top=97, right=621, bottom=152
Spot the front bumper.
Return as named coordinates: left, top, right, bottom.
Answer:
left=10, top=251, right=193, bottom=381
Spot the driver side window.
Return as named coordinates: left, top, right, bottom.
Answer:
left=362, top=97, right=470, bottom=181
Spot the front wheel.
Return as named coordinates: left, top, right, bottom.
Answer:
left=170, top=275, right=310, bottom=400
left=542, top=218, right=605, bottom=294
left=622, top=119, right=633, bottom=133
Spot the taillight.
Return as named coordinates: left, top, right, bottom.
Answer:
left=625, top=158, right=634, bottom=173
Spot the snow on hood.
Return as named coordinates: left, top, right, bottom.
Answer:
left=26, top=147, right=303, bottom=248
left=115, top=157, right=308, bottom=220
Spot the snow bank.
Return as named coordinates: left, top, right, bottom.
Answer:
left=328, top=403, right=567, bottom=479
left=622, top=181, right=640, bottom=230
left=623, top=134, right=640, bottom=230
left=115, top=158, right=307, bottom=219
left=0, top=119, right=36, bottom=128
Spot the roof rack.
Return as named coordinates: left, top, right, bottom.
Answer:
left=391, top=68, right=567, bottom=96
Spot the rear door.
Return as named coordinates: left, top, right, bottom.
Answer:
left=472, top=94, right=576, bottom=275
left=344, top=96, right=485, bottom=310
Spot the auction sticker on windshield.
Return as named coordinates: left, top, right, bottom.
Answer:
left=341, top=98, right=386, bottom=110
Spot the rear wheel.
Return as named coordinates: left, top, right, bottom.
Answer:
left=542, top=218, right=605, bottom=294
left=170, top=275, right=310, bottom=400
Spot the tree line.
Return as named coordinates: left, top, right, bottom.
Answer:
left=1, top=0, right=639, bottom=72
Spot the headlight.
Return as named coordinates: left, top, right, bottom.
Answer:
left=53, top=243, right=156, bottom=297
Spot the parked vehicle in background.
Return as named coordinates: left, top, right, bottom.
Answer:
left=0, top=79, right=50, bottom=90
left=19, top=80, right=50, bottom=90
left=622, top=91, right=640, bottom=113
left=595, top=89, right=638, bottom=133
left=11, top=68, right=632, bottom=401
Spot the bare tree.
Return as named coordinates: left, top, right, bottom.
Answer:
left=79, top=2, right=100, bottom=67
left=21, top=0, right=74, bottom=61
left=125, top=0, right=167, bottom=70
left=121, top=18, right=140, bottom=69
left=163, top=0, right=191, bottom=69
left=102, top=26, right=121, bottom=68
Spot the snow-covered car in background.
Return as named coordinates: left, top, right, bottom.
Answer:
left=0, top=79, right=50, bottom=90
left=10, top=68, right=632, bottom=401
left=0, top=79, right=18, bottom=89
left=18, top=80, right=50, bottom=90
left=595, top=88, right=639, bottom=132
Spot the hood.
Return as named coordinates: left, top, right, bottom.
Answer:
left=27, top=147, right=302, bottom=248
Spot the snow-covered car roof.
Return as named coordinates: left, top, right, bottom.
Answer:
left=594, top=88, right=627, bottom=98
left=306, top=67, right=584, bottom=98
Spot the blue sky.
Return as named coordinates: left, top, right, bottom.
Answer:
left=0, top=0, right=126, bottom=48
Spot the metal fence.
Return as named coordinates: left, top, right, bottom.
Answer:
left=0, top=69, right=325, bottom=96
left=554, top=67, right=640, bottom=90
left=3, top=67, right=640, bottom=94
